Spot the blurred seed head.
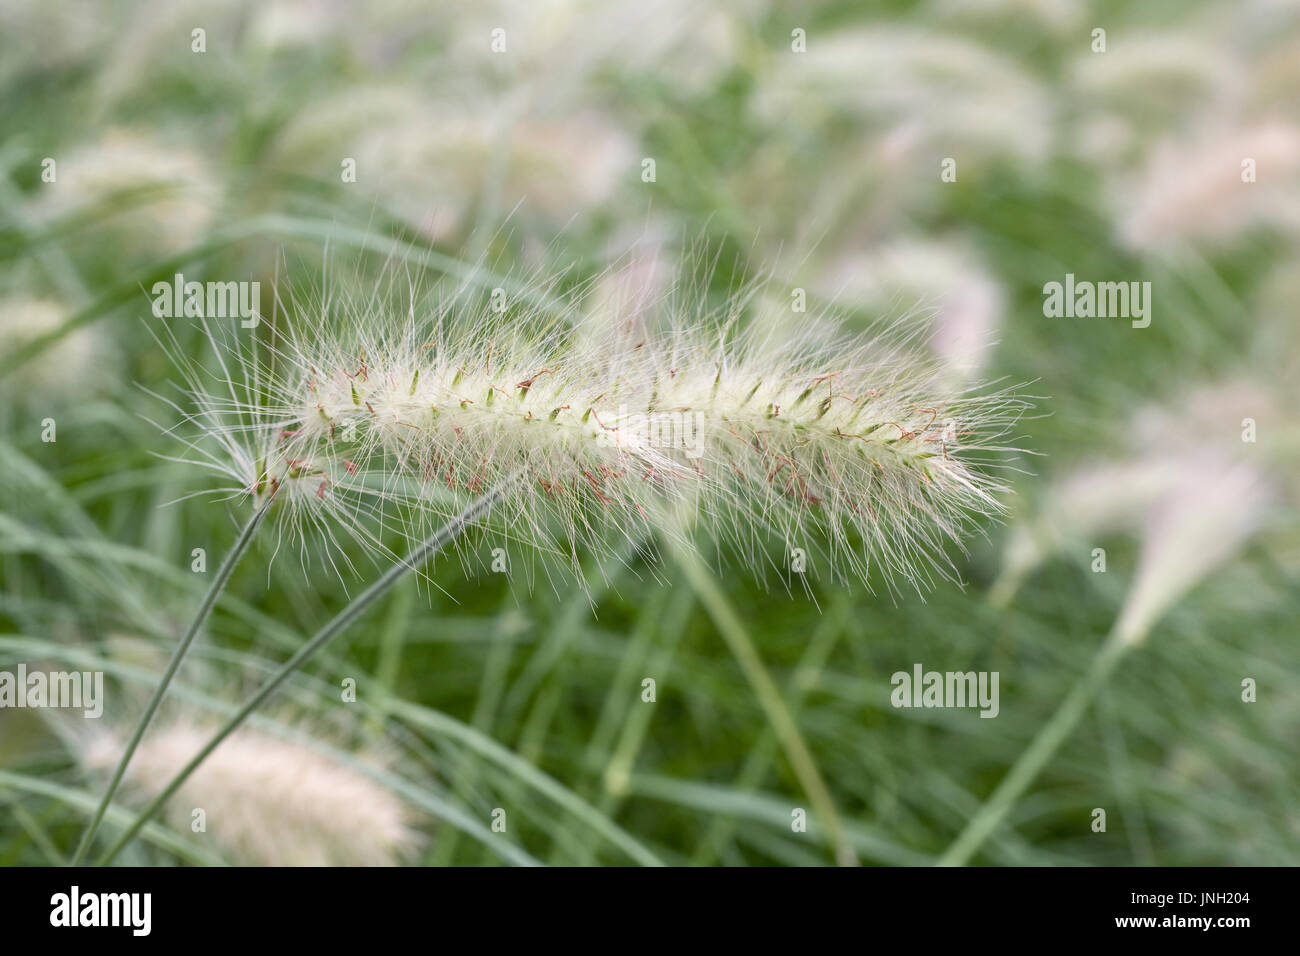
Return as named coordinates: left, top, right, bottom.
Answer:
left=1114, top=457, right=1274, bottom=645
left=1116, top=121, right=1300, bottom=250
left=83, top=720, right=418, bottom=866
left=31, top=129, right=218, bottom=255
left=270, top=87, right=636, bottom=241
left=756, top=27, right=1052, bottom=169
left=451, top=0, right=748, bottom=96
left=0, top=297, right=113, bottom=401
left=928, top=0, right=1085, bottom=32
left=0, top=0, right=106, bottom=83
left=994, top=379, right=1294, bottom=640
left=812, top=238, right=1005, bottom=385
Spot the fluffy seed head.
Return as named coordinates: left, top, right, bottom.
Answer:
left=156, top=267, right=1027, bottom=593
left=84, top=721, right=418, bottom=866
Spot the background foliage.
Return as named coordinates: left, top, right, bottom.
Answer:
left=1, top=0, right=1297, bottom=865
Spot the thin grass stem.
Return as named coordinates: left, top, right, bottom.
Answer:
left=94, top=480, right=513, bottom=866
left=671, top=540, right=858, bottom=867
left=937, top=631, right=1132, bottom=866
left=70, top=498, right=273, bottom=865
